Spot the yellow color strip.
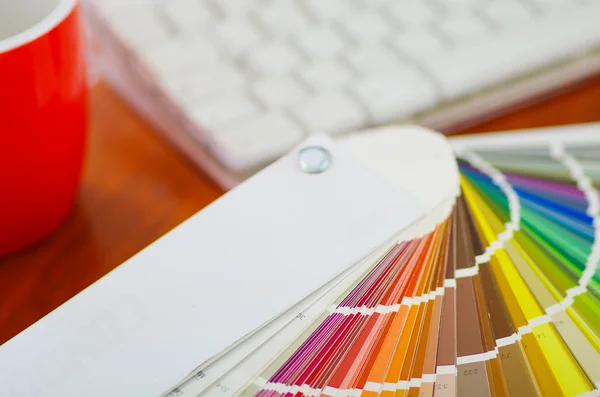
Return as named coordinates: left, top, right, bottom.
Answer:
left=495, top=248, right=545, bottom=320
left=462, top=178, right=545, bottom=321
left=509, top=237, right=564, bottom=303
left=460, top=176, right=503, bottom=244
left=566, top=307, right=600, bottom=355
left=521, top=333, right=563, bottom=397
left=531, top=323, right=593, bottom=395
left=458, top=179, right=594, bottom=395
left=552, top=310, right=600, bottom=384
left=488, top=256, right=528, bottom=329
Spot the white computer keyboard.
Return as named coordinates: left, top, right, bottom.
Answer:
left=85, top=0, right=600, bottom=186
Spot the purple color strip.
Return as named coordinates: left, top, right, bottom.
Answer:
left=505, top=172, right=586, bottom=200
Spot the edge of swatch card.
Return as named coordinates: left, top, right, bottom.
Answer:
left=449, top=122, right=600, bottom=150
left=0, top=130, right=448, bottom=397
left=165, top=126, right=460, bottom=395
left=166, top=125, right=461, bottom=394
left=339, top=125, right=461, bottom=216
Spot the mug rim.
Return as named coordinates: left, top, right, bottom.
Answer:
left=0, top=0, right=77, bottom=54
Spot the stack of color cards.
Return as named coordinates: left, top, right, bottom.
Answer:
left=166, top=124, right=600, bottom=397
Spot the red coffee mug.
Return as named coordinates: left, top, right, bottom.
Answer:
left=0, top=0, right=87, bottom=255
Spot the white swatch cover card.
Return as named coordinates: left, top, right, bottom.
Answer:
left=0, top=126, right=459, bottom=397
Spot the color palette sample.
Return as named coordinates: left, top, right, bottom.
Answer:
left=166, top=132, right=600, bottom=397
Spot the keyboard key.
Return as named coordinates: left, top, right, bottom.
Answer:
left=340, top=12, right=392, bottom=43
left=435, top=0, right=484, bottom=9
left=290, top=92, right=366, bottom=135
left=525, top=0, right=575, bottom=11
left=93, top=0, right=600, bottom=178
left=386, top=1, right=438, bottom=26
left=350, top=69, right=439, bottom=123
left=526, top=0, right=580, bottom=18
left=298, top=59, right=354, bottom=89
left=217, top=112, right=306, bottom=170
left=345, top=45, right=402, bottom=74
left=161, top=65, right=246, bottom=102
left=245, top=42, right=303, bottom=76
left=186, top=92, right=260, bottom=130
left=439, top=13, right=490, bottom=43
left=161, top=0, right=214, bottom=31
left=302, top=0, right=356, bottom=21
left=106, top=5, right=169, bottom=45
left=207, top=0, right=260, bottom=15
left=256, top=2, right=311, bottom=37
left=215, top=17, right=265, bottom=58
left=482, top=0, right=534, bottom=28
left=91, top=0, right=131, bottom=15
left=391, top=29, right=447, bottom=60
left=419, top=3, right=600, bottom=99
left=252, top=77, right=309, bottom=108
left=137, top=37, right=220, bottom=74
left=294, top=26, right=348, bottom=58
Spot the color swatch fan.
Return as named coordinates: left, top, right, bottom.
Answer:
left=165, top=125, right=600, bottom=397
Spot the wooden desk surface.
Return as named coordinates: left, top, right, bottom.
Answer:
left=1, top=77, right=600, bottom=345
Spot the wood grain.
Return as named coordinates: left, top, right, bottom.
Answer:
left=0, top=83, right=222, bottom=345
left=1, top=76, right=600, bottom=346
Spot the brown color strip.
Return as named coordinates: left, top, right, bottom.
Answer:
left=454, top=198, right=472, bottom=270
left=456, top=277, right=485, bottom=357
left=463, top=195, right=485, bottom=257
left=472, top=274, right=497, bottom=353
left=487, top=358, right=509, bottom=397
left=445, top=213, right=456, bottom=280
left=457, top=362, right=490, bottom=397
left=434, top=374, right=456, bottom=397
left=479, top=263, right=515, bottom=339
left=437, top=219, right=451, bottom=288
left=498, top=344, right=541, bottom=397
left=437, top=214, right=457, bottom=367
left=473, top=273, right=509, bottom=397
left=436, top=291, right=456, bottom=366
